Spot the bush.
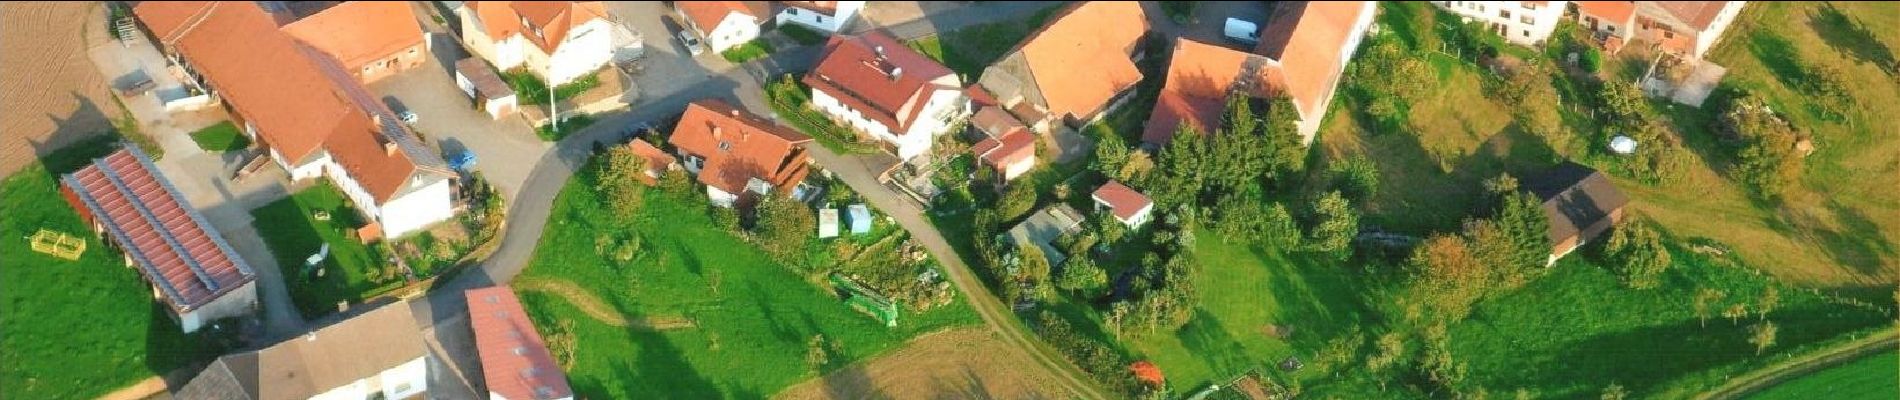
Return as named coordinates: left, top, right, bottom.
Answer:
left=1601, top=218, right=1670, bottom=289
left=997, top=182, right=1038, bottom=222
left=720, top=39, right=775, bottom=64
left=752, top=197, right=816, bottom=269
left=1579, top=45, right=1604, bottom=73
left=1718, top=92, right=1805, bottom=197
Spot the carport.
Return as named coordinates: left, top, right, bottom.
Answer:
left=454, top=57, right=516, bottom=119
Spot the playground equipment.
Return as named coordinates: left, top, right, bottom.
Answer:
left=829, top=273, right=897, bottom=327
left=29, top=229, right=87, bottom=261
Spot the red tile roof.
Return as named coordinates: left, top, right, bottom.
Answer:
left=1142, top=38, right=1270, bottom=146
left=467, top=287, right=572, bottom=400
left=805, top=31, right=957, bottom=134
left=970, top=105, right=1027, bottom=137
left=135, top=1, right=441, bottom=204
left=1254, top=1, right=1373, bottom=123
left=973, top=127, right=1036, bottom=169
left=1576, top=1, right=1636, bottom=26
left=1651, top=1, right=1735, bottom=31
left=466, top=1, right=610, bottom=53
left=670, top=100, right=814, bottom=195
left=1091, top=180, right=1152, bottom=222
left=281, top=1, right=424, bottom=72
left=62, top=148, right=255, bottom=312
left=1010, top=1, right=1149, bottom=118
left=629, top=138, right=678, bottom=185
left=678, top=1, right=764, bottom=33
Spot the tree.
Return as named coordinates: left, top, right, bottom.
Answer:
left=1410, top=235, right=1489, bottom=322
left=1014, top=242, right=1054, bottom=301
left=806, top=334, right=831, bottom=371
left=1056, top=256, right=1108, bottom=294
left=1305, top=191, right=1360, bottom=257
left=1147, top=123, right=1209, bottom=208
left=1489, top=174, right=1552, bottom=271
left=1758, top=286, right=1780, bottom=320
left=1694, top=288, right=1725, bottom=328
left=1600, top=383, right=1628, bottom=400
left=596, top=146, right=650, bottom=219
left=1463, top=219, right=1527, bottom=290
left=1262, top=97, right=1307, bottom=180
left=1723, top=303, right=1749, bottom=324
left=1118, top=150, right=1156, bottom=183
left=1093, top=128, right=1131, bottom=178
left=1603, top=218, right=1671, bottom=289
left=753, top=197, right=816, bottom=268
left=997, top=182, right=1039, bottom=222
left=1749, top=322, right=1779, bottom=355
left=1720, top=92, right=1805, bottom=197
left=1329, top=155, right=1380, bottom=204
left=1367, top=332, right=1409, bottom=390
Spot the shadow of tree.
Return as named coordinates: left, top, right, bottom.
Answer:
left=1808, top=2, right=1897, bottom=76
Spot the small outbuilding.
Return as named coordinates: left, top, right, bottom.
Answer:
left=454, top=57, right=517, bottom=119
left=1524, top=161, right=1631, bottom=265
left=1091, top=180, right=1154, bottom=228
left=819, top=208, right=841, bottom=238
left=847, top=204, right=873, bottom=235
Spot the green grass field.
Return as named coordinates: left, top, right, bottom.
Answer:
left=1749, top=351, right=1900, bottom=400
left=251, top=181, right=401, bottom=318
left=902, top=4, right=1065, bottom=80
left=515, top=164, right=981, bottom=398
left=0, top=138, right=216, bottom=399
left=188, top=121, right=249, bottom=152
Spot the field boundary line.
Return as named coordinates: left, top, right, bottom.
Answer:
left=1698, top=326, right=1897, bottom=400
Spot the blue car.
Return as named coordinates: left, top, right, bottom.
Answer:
left=448, top=151, right=477, bottom=171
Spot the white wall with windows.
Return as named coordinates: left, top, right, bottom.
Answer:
left=776, top=1, right=865, bottom=33
left=309, top=357, right=428, bottom=400
left=1432, top=1, right=1569, bottom=46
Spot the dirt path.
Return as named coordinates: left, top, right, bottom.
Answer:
left=1, top=1, right=121, bottom=176
left=775, top=328, right=1068, bottom=400
left=514, top=278, right=694, bottom=330
left=1698, top=327, right=1899, bottom=400
left=93, top=376, right=163, bottom=400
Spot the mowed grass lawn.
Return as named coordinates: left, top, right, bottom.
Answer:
left=0, top=139, right=216, bottom=399
left=903, top=4, right=1066, bottom=79
left=515, top=168, right=981, bottom=398
left=1748, top=351, right=1900, bottom=400
left=251, top=180, right=401, bottom=318
left=188, top=121, right=249, bottom=152
left=1124, top=230, right=1384, bottom=395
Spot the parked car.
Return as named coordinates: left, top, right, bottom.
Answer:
left=383, top=96, right=419, bottom=124
left=1225, top=18, right=1261, bottom=44
left=677, top=30, right=705, bottom=55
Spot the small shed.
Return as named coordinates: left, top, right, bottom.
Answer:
left=847, top=204, right=872, bottom=235
left=454, top=58, right=517, bottom=119
left=818, top=208, right=840, bottom=238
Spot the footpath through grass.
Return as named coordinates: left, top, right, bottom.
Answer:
left=0, top=138, right=217, bottom=399
left=251, top=180, right=402, bottom=318
left=515, top=162, right=980, bottom=398
left=188, top=121, right=249, bottom=152
left=1748, top=351, right=1899, bottom=400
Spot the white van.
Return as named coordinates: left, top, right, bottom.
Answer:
left=1225, top=18, right=1261, bottom=44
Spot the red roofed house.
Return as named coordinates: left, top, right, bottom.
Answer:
left=977, top=1, right=1150, bottom=134
left=1575, top=1, right=1638, bottom=53
left=628, top=138, right=678, bottom=186
left=1631, top=1, right=1746, bottom=60
left=1092, top=180, right=1154, bottom=228
left=1430, top=1, right=1569, bottom=47
left=467, top=287, right=574, bottom=400
left=61, top=147, right=258, bottom=333
left=280, top=0, right=426, bottom=84
left=676, top=1, right=768, bottom=53
left=670, top=100, right=817, bottom=207
left=1142, top=1, right=1377, bottom=147
left=456, top=1, right=621, bottom=85
left=972, top=127, right=1037, bottom=181
left=136, top=1, right=458, bottom=239
left=806, top=31, right=968, bottom=160
left=776, top=1, right=866, bottom=33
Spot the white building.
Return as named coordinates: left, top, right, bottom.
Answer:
left=1092, top=180, right=1154, bottom=229
left=805, top=31, right=968, bottom=160
left=777, top=1, right=866, bottom=33
left=171, top=303, right=429, bottom=400
left=677, top=1, right=766, bottom=53
left=457, top=1, right=623, bottom=85
left=1433, top=1, right=1571, bottom=46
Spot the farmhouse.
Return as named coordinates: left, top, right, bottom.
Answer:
left=455, top=1, right=628, bottom=86
left=61, top=147, right=258, bottom=334
left=977, top=1, right=1150, bottom=135
left=1142, top=1, right=1377, bottom=147
left=676, top=1, right=768, bottom=53
left=280, top=1, right=426, bottom=84
left=1092, top=180, right=1154, bottom=229
left=1576, top=1, right=1746, bottom=59
left=777, top=1, right=866, bottom=33
left=171, top=303, right=428, bottom=400
left=805, top=31, right=968, bottom=160
left=1524, top=161, right=1631, bottom=264
left=134, top=1, right=457, bottom=240
left=670, top=100, right=816, bottom=207
left=1430, top=1, right=1569, bottom=47
left=467, top=287, right=575, bottom=400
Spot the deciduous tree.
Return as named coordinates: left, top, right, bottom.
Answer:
left=1603, top=218, right=1671, bottom=290
left=1305, top=191, right=1360, bottom=258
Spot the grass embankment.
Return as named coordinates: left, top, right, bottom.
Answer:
left=188, top=121, right=249, bottom=152
left=252, top=180, right=403, bottom=318
left=0, top=138, right=217, bottom=399
left=514, top=158, right=981, bottom=398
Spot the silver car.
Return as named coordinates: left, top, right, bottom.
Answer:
left=677, top=30, right=705, bottom=55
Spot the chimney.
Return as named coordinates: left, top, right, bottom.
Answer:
left=385, top=141, right=399, bottom=156
left=874, top=45, right=885, bottom=59
left=712, top=126, right=724, bottom=140
left=890, top=66, right=903, bottom=80
left=730, top=109, right=740, bottom=117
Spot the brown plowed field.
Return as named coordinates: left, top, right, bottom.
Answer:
left=1, top=1, right=119, bottom=177
left=775, top=328, right=1069, bottom=400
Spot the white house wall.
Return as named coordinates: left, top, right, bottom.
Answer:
left=178, top=280, right=257, bottom=333
left=1433, top=1, right=1569, bottom=46
left=776, top=1, right=864, bottom=33
left=309, top=357, right=427, bottom=400
left=705, top=13, right=761, bottom=52
left=810, top=88, right=895, bottom=142
left=1297, top=1, right=1377, bottom=145
left=277, top=149, right=331, bottom=181
left=811, top=86, right=967, bottom=160
left=706, top=185, right=738, bottom=207
left=1691, top=1, right=1746, bottom=60
left=1002, top=156, right=1034, bottom=181
left=377, top=178, right=455, bottom=239
left=543, top=18, right=615, bottom=85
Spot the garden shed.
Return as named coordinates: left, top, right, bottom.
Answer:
left=847, top=204, right=872, bottom=235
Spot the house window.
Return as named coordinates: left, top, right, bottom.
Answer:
left=687, top=155, right=705, bottom=170
left=1521, top=15, right=1533, bottom=24
left=1523, top=29, right=1531, bottom=37
left=1500, top=9, right=1511, bottom=19
left=717, top=140, right=732, bottom=153
left=1664, top=30, right=1674, bottom=39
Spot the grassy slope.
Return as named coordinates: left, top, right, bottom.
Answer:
left=251, top=181, right=398, bottom=318
left=515, top=171, right=980, bottom=398
left=1748, top=351, right=1899, bottom=400
left=0, top=139, right=214, bottom=399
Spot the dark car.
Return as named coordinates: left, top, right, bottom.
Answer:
left=382, top=96, right=418, bottom=124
